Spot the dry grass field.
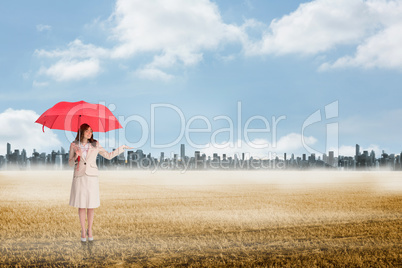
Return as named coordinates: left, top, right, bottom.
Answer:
left=0, top=170, right=401, bottom=267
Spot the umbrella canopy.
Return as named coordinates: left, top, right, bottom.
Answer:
left=35, top=100, right=122, bottom=132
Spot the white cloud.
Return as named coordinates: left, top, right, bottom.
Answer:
left=109, top=0, right=244, bottom=74
left=200, top=133, right=317, bottom=159
left=32, top=80, right=49, bottom=87
left=276, top=133, right=317, bottom=152
left=245, top=0, right=402, bottom=71
left=322, top=22, right=402, bottom=70
left=35, top=39, right=107, bottom=81
left=0, top=109, right=62, bottom=155
left=135, top=67, right=174, bottom=81
left=35, top=0, right=245, bottom=81
left=36, top=24, right=51, bottom=32
left=39, top=58, right=101, bottom=81
left=35, top=39, right=108, bottom=59
left=34, top=0, right=402, bottom=81
left=245, top=0, right=373, bottom=56
left=317, top=0, right=402, bottom=70
left=335, top=144, right=381, bottom=157
left=336, top=145, right=356, bottom=157
left=110, top=0, right=242, bottom=56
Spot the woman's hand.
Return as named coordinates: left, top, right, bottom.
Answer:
left=73, top=144, right=82, bottom=159
left=122, top=145, right=134, bottom=150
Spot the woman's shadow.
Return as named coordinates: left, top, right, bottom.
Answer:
left=80, top=240, right=94, bottom=259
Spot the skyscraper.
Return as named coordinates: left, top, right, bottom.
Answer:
left=195, top=151, right=200, bottom=161
left=329, top=151, right=334, bottom=166
left=180, top=144, right=185, bottom=160
left=356, top=144, right=360, bottom=157
left=7, top=143, right=11, bottom=157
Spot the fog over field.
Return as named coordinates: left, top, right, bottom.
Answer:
left=1, top=170, right=401, bottom=267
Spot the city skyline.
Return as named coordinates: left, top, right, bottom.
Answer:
left=2, top=141, right=400, bottom=171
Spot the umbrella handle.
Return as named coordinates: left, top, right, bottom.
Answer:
left=42, top=125, right=45, bottom=133
left=76, top=156, right=80, bottom=171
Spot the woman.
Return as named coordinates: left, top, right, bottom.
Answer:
left=68, top=123, right=132, bottom=242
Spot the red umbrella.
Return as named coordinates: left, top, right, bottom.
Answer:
left=35, top=100, right=122, bottom=133
left=35, top=100, right=123, bottom=170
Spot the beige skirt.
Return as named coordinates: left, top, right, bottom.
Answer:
left=69, top=175, right=100, bottom=208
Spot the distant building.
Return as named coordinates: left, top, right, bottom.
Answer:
left=329, top=151, right=334, bottom=167
left=7, top=143, right=11, bottom=158
left=180, top=144, right=185, bottom=160
left=1, top=142, right=402, bottom=171
left=355, top=144, right=360, bottom=158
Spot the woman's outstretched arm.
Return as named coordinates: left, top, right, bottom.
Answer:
left=97, top=141, right=132, bottom=160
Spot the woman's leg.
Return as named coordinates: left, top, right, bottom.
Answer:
left=87, top=208, right=94, bottom=237
left=78, top=208, right=86, bottom=238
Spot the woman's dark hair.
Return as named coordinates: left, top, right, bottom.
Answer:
left=75, top=123, right=97, bottom=146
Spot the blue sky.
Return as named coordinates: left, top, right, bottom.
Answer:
left=1, top=0, right=402, bottom=159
